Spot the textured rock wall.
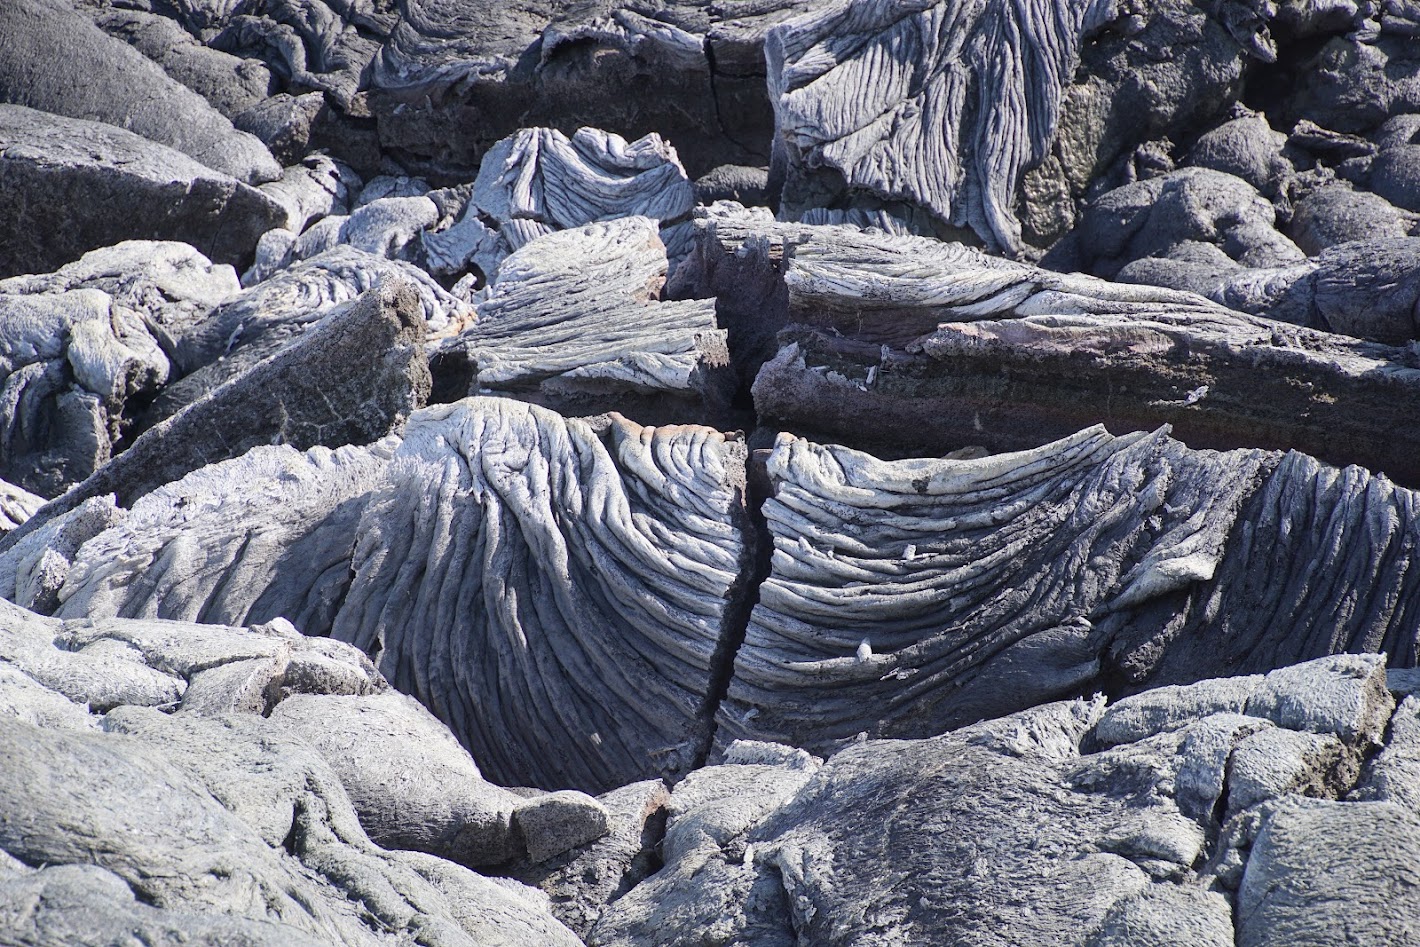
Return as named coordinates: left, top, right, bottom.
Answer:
left=3, top=0, right=1420, bottom=943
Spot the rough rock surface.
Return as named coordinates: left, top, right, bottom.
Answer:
left=0, top=287, right=170, bottom=497
left=0, top=600, right=585, bottom=946
left=430, top=126, right=696, bottom=282
left=149, top=245, right=466, bottom=424
left=0, top=241, right=241, bottom=358
left=367, top=0, right=810, bottom=180
left=28, top=397, right=753, bottom=793
left=5, top=281, right=431, bottom=550
left=0, top=105, right=287, bottom=278
left=0, top=480, right=42, bottom=534
left=0, top=0, right=280, bottom=185
left=330, top=399, right=753, bottom=791
left=440, top=217, right=731, bottom=423
left=596, top=654, right=1398, bottom=946
left=10, top=0, right=1420, bottom=941
left=717, top=425, right=1420, bottom=752
left=729, top=219, right=1420, bottom=482
left=0, top=241, right=242, bottom=498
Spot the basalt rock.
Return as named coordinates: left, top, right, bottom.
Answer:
left=767, top=0, right=1271, bottom=253
left=597, top=654, right=1400, bottom=947
left=28, top=397, right=753, bottom=793
left=0, top=0, right=280, bottom=185
left=439, top=216, right=732, bottom=423
left=5, top=281, right=431, bottom=550
left=147, top=246, right=465, bottom=424
left=0, top=287, right=170, bottom=497
left=329, top=399, right=753, bottom=792
left=737, top=221, right=1420, bottom=482
left=0, top=600, right=583, bottom=946
left=426, top=126, right=697, bottom=282
left=367, top=0, right=811, bottom=181
left=0, top=106, right=287, bottom=279
left=90, top=7, right=276, bottom=122
left=716, top=422, right=1420, bottom=754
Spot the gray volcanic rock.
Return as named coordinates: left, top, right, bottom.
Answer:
left=0, top=286, right=170, bottom=497
left=599, top=654, right=1397, bottom=946
left=90, top=7, right=276, bottom=121
left=0, top=0, right=279, bottom=185
left=443, top=216, right=731, bottom=423
left=202, top=0, right=387, bottom=111
left=0, top=708, right=581, bottom=946
left=665, top=203, right=811, bottom=387
left=367, top=0, right=813, bottom=180
left=1047, top=167, right=1305, bottom=281
left=716, top=422, right=1420, bottom=753
left=738, top=221, right=1420, bottom=482
left=235, top=91, right=329, bottom=165
left=0, top=864, right=326, bottom=947
left=0, top=106, right=287, bottom=278
left=267, top=691, right=531, bottom=867
left=331, top=398, right=753, bottom=791
left=1187, top=113, right=1294, bottom=197
left=30, top=397, right=753, bottom=793
left=429, top=126, right=697, bottom=281
left=245, top=195, right=440, bottom=284
left=767, top=0, right=1270, bottom=253
left=0, top=241, right=241, bottom=360
left=46, top=443, right=387, bottom=630
left=148, top=246, right=466, bottom=424
left=589, top=744, right=818, bottom=947
left=6, top=281, right=431, bottom=549
left=1289, top=27, right=1420, bottom=137
left=0, top=600, right=587, bottom=944
left=506, top=778, right=670, bottom=938
left=0, top=479, right=43, bottom=534
left=1252, top=237, right=1420, bottom=343
left=1236, top=799, right=1420, bottom=946
left=254, top=154, right=362, bottom=239
left=766, top=0, right=1116, bottom=252
left=0, top=494, right=126, bottom=613
left=1287, top=183, right=1415, bottom=254
left=0, top=595, right=382, bottom=719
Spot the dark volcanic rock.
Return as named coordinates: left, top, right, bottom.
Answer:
left=329, top=399, right=753, bottom=792
left=0, top=106, right=287, bottom=279
left=90, top=7, right=277, bottom=121
left=1045, top=167, right=1305, bottom=281
left=367, top=0, right=811, bottom=180
left=0, top=0, right=279, bottom=185
left=1288, top=183, right=1415, bottom=255
left=0, top=600, right=583, bottom=946
left=734, top=220, right=1420, bottom=483
left=767, top=0, right=1269, bottom=253
left=716, top=422, right=1420, bottom=754
left=147, top=246, right=466, bottom=425
left=598, top=654, right=1397, bottom=946
left=24, top=397, right=754, bottom=793
left=0, top=286, right=171, bottom=497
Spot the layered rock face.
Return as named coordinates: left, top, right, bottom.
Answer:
left=5, top=0, right=1420, bottom=943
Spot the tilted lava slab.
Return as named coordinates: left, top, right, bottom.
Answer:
left=738, top=221, right=1420, bottom=484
